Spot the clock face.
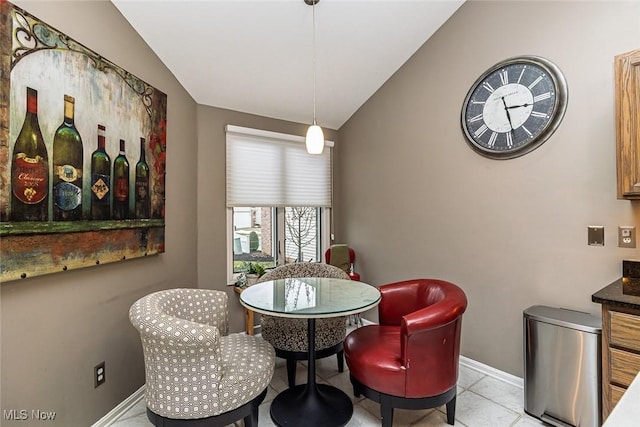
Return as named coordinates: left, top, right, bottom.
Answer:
left=461, top=56, right=568, bottom=159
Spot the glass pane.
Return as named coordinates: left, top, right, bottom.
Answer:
left=233, top=207, right=276, bottom=273
left=284, top=207, right=320, bottom=263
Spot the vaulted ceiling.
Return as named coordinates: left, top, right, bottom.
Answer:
left=112, top=0, right=465, bottom=129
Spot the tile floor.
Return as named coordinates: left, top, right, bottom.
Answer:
left=111, top=356, right=546, bottom=427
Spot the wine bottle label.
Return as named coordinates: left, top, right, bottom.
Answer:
left=12, top=153, right=48, bottom=204
left=91, top=175, right=110, bottom=201
left=135, top=180, right=149, bottom=201
left=53, top=182, right=82, bottom=210
left=115, top=177, right=128, bottom=202
left=55, top=165, right=82, bottom=182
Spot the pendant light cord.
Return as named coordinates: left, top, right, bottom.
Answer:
left=312, top=0, right=317, bottom=125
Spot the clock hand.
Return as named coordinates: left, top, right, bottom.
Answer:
left=501, top=97, right=514, bottom=131
left=506, top=102, right=533, bottom=109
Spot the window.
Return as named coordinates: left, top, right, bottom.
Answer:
left=226, top=126, right=333, bottom=282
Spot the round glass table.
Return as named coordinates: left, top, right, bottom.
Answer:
left=240, top=277, right=381, bottom=427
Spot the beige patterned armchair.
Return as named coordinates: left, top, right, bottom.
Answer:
left=257, top=263, right=350, bottom=388
left=129, top=288, right=275, bottom=426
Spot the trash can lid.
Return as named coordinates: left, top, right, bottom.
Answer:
left=524, top=305, right=602, bottom=333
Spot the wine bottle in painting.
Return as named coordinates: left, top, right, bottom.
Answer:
left=113, top=139, right=130, bottom=220
left=90, top=124, right=111, bottom=220
left=52, top=95, right=84, bottom=220
left=135, top=137, right=150, bottom=219
left=10, top=87, right=49, bottom=222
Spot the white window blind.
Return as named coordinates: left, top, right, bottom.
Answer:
left=225, top=125, right=333, bottom=207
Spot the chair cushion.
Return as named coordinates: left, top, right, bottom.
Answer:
left=261, top=316, right=346, bottom=352
left=344, top=325, right=406, bottom=397
left=145, top=332, right=274, bottom=419
left=217, top=334, right=275, bottom=414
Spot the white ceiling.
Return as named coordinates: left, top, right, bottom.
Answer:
left=112, top=0, right=465, bottom=130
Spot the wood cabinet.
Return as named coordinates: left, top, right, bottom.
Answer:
left=601, top=304, right=640, bottom=418
left=615, top=49, right=640, bottom=199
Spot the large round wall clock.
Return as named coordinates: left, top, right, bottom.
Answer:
left=461, top=55, right=568, bottom=159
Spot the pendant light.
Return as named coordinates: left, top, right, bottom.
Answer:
left=305, top=0, right=324, bottom=154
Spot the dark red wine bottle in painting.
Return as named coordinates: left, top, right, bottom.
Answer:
left=135, top=137, right=150, bottom=219
left=52, top=95, right=84, bottom=220
left=112, top=139, right=130, bottom=220
left=10, top=87, right=49, bottom=222
left=90, top=125, right=111, bottom=220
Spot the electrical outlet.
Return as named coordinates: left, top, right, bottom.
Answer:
left=619, top=226, right=636, bottom=248
left=94, top=362, right=105, bottom=388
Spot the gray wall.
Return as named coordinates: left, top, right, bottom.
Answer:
left=336, top=0, right=640, bottom=376
left=1, top=1, right=198, bottom=426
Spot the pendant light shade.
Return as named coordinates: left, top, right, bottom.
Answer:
left=306, top=123, right=324, bottom=154
left=305, top=0, right=324, bottom=154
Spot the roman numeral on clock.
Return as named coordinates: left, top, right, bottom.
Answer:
left=469, top=113, right=483, bottom=123
left=482, top=82, right=495, bottom=93
left=500, top=69, right=509, bottom=85
left=474, top=124, right=489, bottom=138
left=488, top=132, right=498, bottom=147
left=533, top=92, right=552, bottom=103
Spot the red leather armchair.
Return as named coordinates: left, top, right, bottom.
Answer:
left=324, top=245, right=360, bottom=281
left=344, top=278, right=467, bottom=426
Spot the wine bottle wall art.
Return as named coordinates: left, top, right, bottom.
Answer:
left=9, top=88, right=154, bottom=222
left=1, top=2, right=167, bottom=282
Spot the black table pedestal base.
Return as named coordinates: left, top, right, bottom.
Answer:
left=270, top=383, right=353, bottom=427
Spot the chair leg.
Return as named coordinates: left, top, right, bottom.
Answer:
left=380, top=396, right=394, bottom=427
left=336, top=349, right=344, bottom=372
left=286, top=358, right=297, bottom=388
left=243, top=402, right=259, bottom=427
left=446, top=394, right=456, bottom=425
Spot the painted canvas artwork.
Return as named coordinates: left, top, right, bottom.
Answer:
left=0, top=2, right=167, bottom=282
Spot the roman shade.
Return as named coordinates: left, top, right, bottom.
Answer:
left=225, top=125, right=333, bottom=207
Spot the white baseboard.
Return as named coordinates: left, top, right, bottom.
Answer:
left=91, top=385, right=145, bottom=427
left=459, top=356, right=524, bottom=389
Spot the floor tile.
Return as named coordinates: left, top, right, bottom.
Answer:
left=469, top=375, right=524, bottom=413
left=511, top=414, right=547, bottom=426
left=417, top=409, right=469, bottom=427
left=454, top=390, right=520, bottom=427
left=457, top=364, right=486, bottom=389
left=346, top=404, right=380, bottom=426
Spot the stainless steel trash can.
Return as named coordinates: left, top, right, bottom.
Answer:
left=523, top=305, right=602, bottom=427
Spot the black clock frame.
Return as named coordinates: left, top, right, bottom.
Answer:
left=461, top=55, right=568, bottom=160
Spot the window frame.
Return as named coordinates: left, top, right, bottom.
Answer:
left=226, top=207, right=331, bottom=284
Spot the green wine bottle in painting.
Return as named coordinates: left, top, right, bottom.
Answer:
left=135, top=137, right=150, bottom=219
left=52, top=95, right=84, bottom=220
left=90, top=124, right=111, bottom=220
left=10, top=87, right=49, bottom=222
left=113, top=139, right=130, bottom=220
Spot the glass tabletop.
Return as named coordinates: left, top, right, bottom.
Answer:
left=239, top=277, right=381, bottom=319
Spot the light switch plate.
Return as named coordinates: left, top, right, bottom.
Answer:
left=588, top=226, right=604, bottom=246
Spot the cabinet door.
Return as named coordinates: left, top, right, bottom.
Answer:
left=615, top=49, right=640, bottom=199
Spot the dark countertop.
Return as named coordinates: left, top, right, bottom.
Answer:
left=592, top=278, right=640, bottom=310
